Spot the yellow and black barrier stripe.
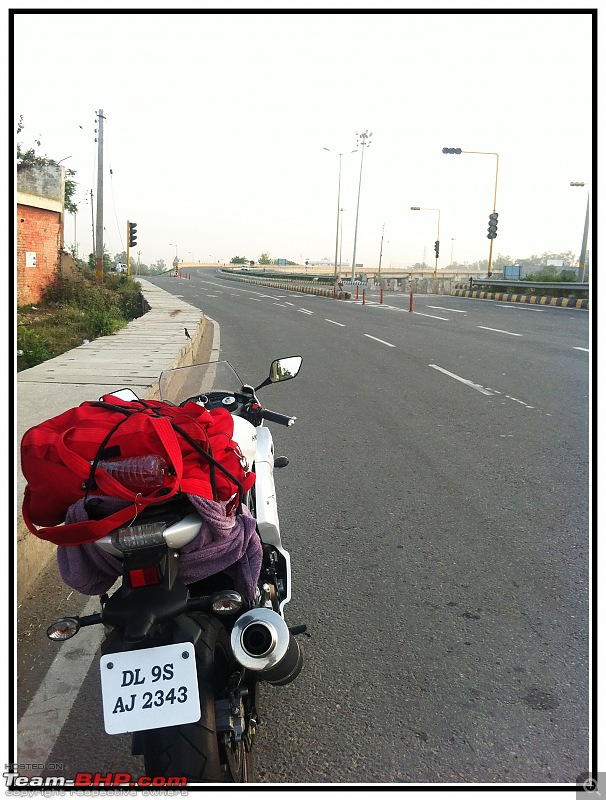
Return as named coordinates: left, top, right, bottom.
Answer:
left=452, top=289, right=588, bottom=310
left=220, top=273, right=351, bottom=300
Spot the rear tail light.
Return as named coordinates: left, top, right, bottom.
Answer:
left=128, top=566, right=161, bottom=588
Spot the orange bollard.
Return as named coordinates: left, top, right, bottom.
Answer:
left=380, top=287, right=383, bottom=304
left=333, top=286, right=336, bottom=299
left=362, top=289, right=366, bottom=305
left=188, top=273, right=191, bottom=280
left=409, top=291, right=414, bottom=312
left=356, top=286, right=359, bottom=300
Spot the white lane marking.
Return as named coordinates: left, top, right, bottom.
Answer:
left=273, top=303, right=288, bottom=307
left=249, top=298, right=263, bottom=301
left=207, top=294, right=218, bottom=298
left=506, top=395, right=535, bottom=409
left=17, top=591, right=115, bottom=773
left=364, top=334, right=396, bottom=347
left=325, top=319, right=346, bottom=327
left=495, top=303, right=546, bottom=313
left=413, top=312, right=450, bottom=321
left=427, top=306, right=467, bottom=313
left=478, top=326, right=522, bottom=336
left=429, top=364, right=494, bottom=396
left=285, top=302, right=295, bottom=306
left=574, top=347, right=589, bottom=352
left=299, top=309, right=314, bottom=315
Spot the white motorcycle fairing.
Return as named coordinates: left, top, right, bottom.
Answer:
left=251, top=426, right=292, bottom=614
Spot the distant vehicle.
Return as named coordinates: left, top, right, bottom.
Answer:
left=113, top=263, right=127, bottom=273
left=241, top=266, right=251, bottom=272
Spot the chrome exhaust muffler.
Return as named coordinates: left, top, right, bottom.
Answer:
left=231, top=608, right=302, bottom=686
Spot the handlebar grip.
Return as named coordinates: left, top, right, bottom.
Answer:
left=261, top=408, right=297, bottom=427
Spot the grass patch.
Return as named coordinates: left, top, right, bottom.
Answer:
left=17, top=269, right=146, bottom=371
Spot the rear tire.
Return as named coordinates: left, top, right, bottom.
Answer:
left=142, top=615, right=253, bottom=783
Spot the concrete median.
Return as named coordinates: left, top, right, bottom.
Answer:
left=451, top=288, right=589, bottom=309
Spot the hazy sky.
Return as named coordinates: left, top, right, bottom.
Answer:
left=13, top=6, right=594, bottom=271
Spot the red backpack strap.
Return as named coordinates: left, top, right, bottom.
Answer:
left=22, top=488, right=146, bottom=546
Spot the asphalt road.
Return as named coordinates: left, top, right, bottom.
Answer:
left=17, top=269, right=590, bottom=786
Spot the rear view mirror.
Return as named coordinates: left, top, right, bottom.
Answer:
left=269, top=356, right=302, bottom=383
left=101, top=388, right=141, bottom=402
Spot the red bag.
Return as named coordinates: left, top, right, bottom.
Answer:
left=21, top=396, right=255, bottom=546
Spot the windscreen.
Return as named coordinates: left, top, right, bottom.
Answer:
left=158, top=361, right=243, bottom=404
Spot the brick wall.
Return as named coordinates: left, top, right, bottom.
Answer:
left=17, top=203, right=63, bottom=305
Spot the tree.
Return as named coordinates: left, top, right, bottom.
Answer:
left=258, top=251, right=273, bottom=265
left=150, top=259, right=167, bottom=274
left=87, top=247, right=112, bottom=272
left=17, top=115, right=78, bottom=214
left=493, top=254, right=514, bottom=268
left=230, top=255, right=248, bottom=264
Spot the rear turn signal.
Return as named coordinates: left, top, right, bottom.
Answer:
left=211, top=590, right=243, bottom=614
left=47, top=617, right=80, bottom=640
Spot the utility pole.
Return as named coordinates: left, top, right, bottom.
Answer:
left=378, top=223, right=385, bottom=276
left=94, top=109, right=105, bottom=284
left=90, top=189, right=95, bottom=256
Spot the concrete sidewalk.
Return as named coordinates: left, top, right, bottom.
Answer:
left=16, top=278, right=216, bottom=602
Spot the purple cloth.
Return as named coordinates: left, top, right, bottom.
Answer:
left=57, top=495, right=262, bottom=599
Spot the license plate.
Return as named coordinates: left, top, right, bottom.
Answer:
left=100, top=643, right=200, bottom=734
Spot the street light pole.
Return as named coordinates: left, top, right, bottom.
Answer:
left=324, top=147, right=357, bottom=279
left=351, top=130, right=372, bottom=283
left=450, top=238, right=456, bottom=266
left=378, top=223, right=385, bottom=276
left=442, top=147, right=499, bottom=277
left=570, top=182, right=590, bottom=281
left=339, top=208, right=345, bottom=278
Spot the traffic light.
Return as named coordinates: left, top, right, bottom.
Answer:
left=487, top=212, right=498, bottom=239
left=129, top=222, right=138, bottom=248
left=442, top=147, right=462, bottom=154
left=434, top=240, right=440, bottom=257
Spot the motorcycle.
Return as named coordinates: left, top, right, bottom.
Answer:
left=45, top=356, right=305, bottom=783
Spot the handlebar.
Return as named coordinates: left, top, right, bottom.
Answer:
left=179, top=393, right=296, bottom=427
left=261, top=408, right=297, bottom=427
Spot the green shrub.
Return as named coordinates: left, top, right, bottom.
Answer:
left=522, top=267, right=576, bottom=282
left=86, top=306, right=118, bottom=337
left=17, top=327, right=52, bottom=370
left=18, top=270, right=145, bottom=371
